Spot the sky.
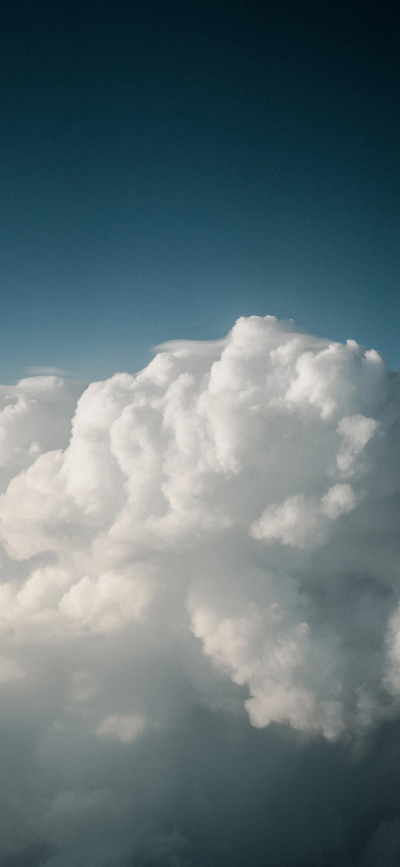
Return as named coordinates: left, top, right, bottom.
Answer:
left=1, top=3, right=400, bottom=867
left=0, top=0, right=399, bottom=382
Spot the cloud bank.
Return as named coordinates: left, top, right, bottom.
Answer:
left=1, top=316, right=400, bottom=865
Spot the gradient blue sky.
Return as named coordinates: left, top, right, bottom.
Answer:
left=1, top=0, right=399, bottom=382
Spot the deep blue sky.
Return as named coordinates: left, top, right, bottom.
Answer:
left=1, top=0, right=399, bottom=382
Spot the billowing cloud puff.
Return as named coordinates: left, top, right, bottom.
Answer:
left=0, top=316, right=400, bottom=865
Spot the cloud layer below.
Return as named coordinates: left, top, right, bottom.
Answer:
left=1, top=316, right=400, bottom=865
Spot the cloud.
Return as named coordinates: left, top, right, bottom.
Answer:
left=250, top=482, right=357, bottom=549
left=0, top=316, right=399, bottom=864
left=95, top=714, right=146, bottom=743
left=27, top=368, right=72, bottom=377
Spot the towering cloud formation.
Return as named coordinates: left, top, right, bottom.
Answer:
left=0, top=316, right=400, bottom=866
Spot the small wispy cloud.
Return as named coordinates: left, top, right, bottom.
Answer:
left=27, top=366, right=71, bottom=376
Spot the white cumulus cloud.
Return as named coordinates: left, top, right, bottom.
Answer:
left=0, top=315, right=399, bottom=865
